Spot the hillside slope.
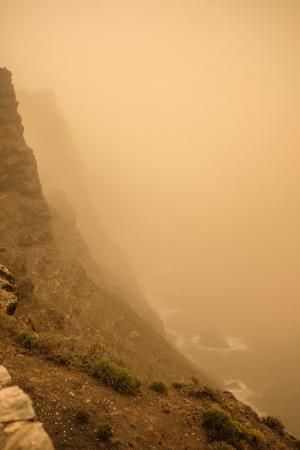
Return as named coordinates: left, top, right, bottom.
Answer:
left=0, top=322, right=298, bottom=450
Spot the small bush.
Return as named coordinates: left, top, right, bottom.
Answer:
left=202, top=407, right=241, bottom=444
left=262, top=415, right=284, bottom=435
left=16, top=331, right=39, bottom=350
left=90, top=360, right=140, bottom=395
left=244, top=427, right=265, bottom=449
left=74, top=409, right=90, bottom=424
left=96, top=423, right=113, bottom=441
left=202, top=407, right=265, bottom=449
left=208, top=442, right=235, bottom=450
left=150, top=381, right=168, bottom=394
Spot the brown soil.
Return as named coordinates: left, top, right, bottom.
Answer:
left=2, top=346, right=297, bottom=450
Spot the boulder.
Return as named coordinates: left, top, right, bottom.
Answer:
left=0, top=366, right=54, bottom=450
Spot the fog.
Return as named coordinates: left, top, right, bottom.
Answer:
left=1, top=0, right=300, bottom=435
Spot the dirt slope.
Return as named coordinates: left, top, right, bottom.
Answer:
left=1, top=346, right=297, bottom=450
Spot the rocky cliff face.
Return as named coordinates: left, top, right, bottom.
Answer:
left=0, top=68, right=54, bottom=288
left=0, top=67, right=203, bottom=382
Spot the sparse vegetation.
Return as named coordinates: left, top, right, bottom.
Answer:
left=150, top=381, right=168, bottom=394
left=96, top=423, right=113, bottom=441
left=246, top=427, right=266, bottom=449
left=202, top=407, right=240, bottom=444
left=202, top=406, right=265, bottom=449
left=16, top=331, right=39, bottom=350
left=74, top=409, right=90, bottom=424
left=90, top=360, right=140, bottom=395
left=261, top=415, right=284, bottom=435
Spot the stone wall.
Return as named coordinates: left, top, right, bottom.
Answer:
left=0, top=365, right=54, bottom=450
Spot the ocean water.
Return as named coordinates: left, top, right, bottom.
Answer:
left=153, top=305, right=300, bottom=438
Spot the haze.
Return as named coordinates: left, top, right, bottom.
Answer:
left=1, top=0, right=299, bottom=435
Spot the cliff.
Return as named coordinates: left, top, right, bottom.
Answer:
left=0, top=67, right=203, bottom=382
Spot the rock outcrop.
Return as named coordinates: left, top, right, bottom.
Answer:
left=0, top=265, right=17, bottom=316
left=0, top=68, right=53, bottom=278
left=0, top=69, right=43, bottom=198
left=0, top=365, right=54, bottom=450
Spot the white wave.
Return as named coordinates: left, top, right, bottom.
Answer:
left=225, top=379, right=266, bottom=416
left=190, top=335, right=248, bottom=353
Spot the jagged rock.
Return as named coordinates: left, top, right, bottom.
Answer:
left=3, top=423, right=54, bottom=450
left=0, top=265, right=17, bottom=315
left=0, top=366, right=54, bottom=449
left=0, top=386, right=35, bottom=422
left=0, top=367, right=12, bottom=388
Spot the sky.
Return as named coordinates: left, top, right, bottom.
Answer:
left=1, top=0, right=300, bottom=329
left=1, top=0, right=300, bottom=430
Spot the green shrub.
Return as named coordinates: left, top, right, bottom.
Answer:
left=74, top=409, right=90, bottom=424
left=208, top=442, right=235, bottom=450
left=90, top=360, right=140, bottom=395
left=96, top=423, right=113, bottom=441
left=202, top=407, right=241, bottom=445
left=202, top=407, right=265, bottom=449
left=262, top=415, right=284, bottom=435
left=150, top=381, right=168, bottom=394
left=16, top=331, right=39, bottom=350
left=244, top=427, right=265, bottom=449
